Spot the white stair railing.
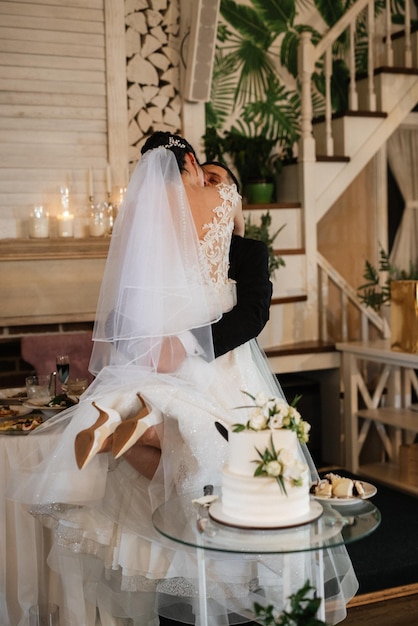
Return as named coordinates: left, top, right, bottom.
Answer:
left=317, top=251, right=391, bottom=343
left=299, top=0, right=414, bottom=158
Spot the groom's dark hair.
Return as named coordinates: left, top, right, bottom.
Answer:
left=202, top=160, right=240, bottom=192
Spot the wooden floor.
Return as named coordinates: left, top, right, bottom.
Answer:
left=343, top=585, right=418, bottom=625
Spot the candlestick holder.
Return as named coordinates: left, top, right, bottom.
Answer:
left=57, top=211, right=74, bottom=238
left=89, top=201, right=107, bottom=237
left=29, top=206, right=50, bottom=239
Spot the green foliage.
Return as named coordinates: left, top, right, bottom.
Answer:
left=205, top=0, right=301, bottom=163
left=253, top=579, right=327, bottom=625
left=210, top=0, right=407, bottom=143
left=253, top=434, right=288, bottom=494
left=357, top=247, right=418, bottom=312
left=203, top=126, right=282, bottom=187
left=244, top=211, right=286, bottom=277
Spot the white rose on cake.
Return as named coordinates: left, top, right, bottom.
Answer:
left=248, top=408, right=268, bottom=430
left=232, top=390, right=311, bottom=495
left=233, top=390, right=309, bottom=444
left=265, top=460, right=282, bottom=477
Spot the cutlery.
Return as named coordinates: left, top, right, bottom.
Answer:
left=194, top=485, right=217, bottom=534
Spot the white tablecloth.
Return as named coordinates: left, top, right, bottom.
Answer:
left=0, top=429, right=127, bottom=626
left=0, top=430, right=63, bottom=626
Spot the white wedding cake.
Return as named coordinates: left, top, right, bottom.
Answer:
left=216, top=392, right=312, bottom=527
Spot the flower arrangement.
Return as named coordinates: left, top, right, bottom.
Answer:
left=233, top=391, right=311, bottom=495
left=232, top=391, right=310, bottom=444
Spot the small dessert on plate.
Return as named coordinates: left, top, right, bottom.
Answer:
left=311, top=472, right=370, bottom=501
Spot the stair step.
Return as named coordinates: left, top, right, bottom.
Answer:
left=264, top=340, right=340, bottom=376
left=244, top=201, right=301, bottom=209
left=313, top=110, right=387, bottom=124
left=265, top=340, right=336, bottom=358
left=271, top=294, right=307, bottom=305
left=363, top=66, right=418, bottom=78
left=316, top=155, right=350, bottom=162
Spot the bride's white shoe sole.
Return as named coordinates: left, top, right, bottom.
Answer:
left=112, top=409, right=162, bottom=459
left=75, top=402, right=121, bottom=470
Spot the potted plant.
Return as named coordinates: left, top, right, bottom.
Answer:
left=358, top=247, right=418, bottom=353
left=357, top=247, right=418, bottom=313
left=204, top=0, right=301, bottom=206
left=203, top=126, right=282, bottom=204
left=244, top=211, right=285, bottom=277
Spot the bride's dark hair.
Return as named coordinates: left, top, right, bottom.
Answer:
left=141, top=131, right=199, bottom=172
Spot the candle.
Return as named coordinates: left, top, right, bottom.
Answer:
left=29, top=206, right=49, bottom=239
left=106, top=164, right=112, bottom=195
left=60, top=186, right=69, bottom=211
left=89, top=204, right=107, bottom=237
left=119, top=187, right=126, bottom=206
left=88, top=169, right=94, bottom=199
left=57, top=210, right=74, bottom=238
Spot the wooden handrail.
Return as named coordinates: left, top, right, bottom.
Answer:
left=317, top=251, right=391, bottom=341
left=314, top=0, right=371, bottom=61
left=299, top=0, right=415, bottom=160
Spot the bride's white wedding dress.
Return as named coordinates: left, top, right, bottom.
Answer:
left=8, top=148, right=357, bottom=626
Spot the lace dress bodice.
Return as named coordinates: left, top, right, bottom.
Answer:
left=199, top=182, right=241, bottom=312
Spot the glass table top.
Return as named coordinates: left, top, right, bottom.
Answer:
left=152, top=488, right=381, bottom=555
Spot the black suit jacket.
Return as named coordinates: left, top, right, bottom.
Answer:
left=211, top=235, right=273, bottom=358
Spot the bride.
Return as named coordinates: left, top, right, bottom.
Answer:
left=9, top=132, right=358, bottom=626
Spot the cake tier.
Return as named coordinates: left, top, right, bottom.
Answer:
left=221, top=467, right=310, bottom=525
left=228, top=428, right=299, bottom=476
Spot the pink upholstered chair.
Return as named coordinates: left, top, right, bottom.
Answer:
left=21, top=332, right=94, bottom=385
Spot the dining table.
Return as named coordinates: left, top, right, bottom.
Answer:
left=1, top=389, right=381, bottom=626
left=0, top=423, right=63, bottom=626
left=153, top=489, right=381, bottom=625
left=0, top=388, right=96, bottom=626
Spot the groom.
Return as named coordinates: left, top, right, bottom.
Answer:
left=203, top=161, right=272, bottom=357
left=155, top=158, right=273, bottom=369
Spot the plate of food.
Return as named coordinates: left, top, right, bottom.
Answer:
left=310, top=472, right=377, bottom=505
left=0, top=404, right=33, bottom=419
left=0, top=387, right=28, bottom=403
left=0, top=414, right=44, bottom=435
left=24, top=393, right=76, bottom=418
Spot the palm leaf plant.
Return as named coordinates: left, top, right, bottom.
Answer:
left=204, top=0, right=302, bottom=186
left=357, top=246, right=418, bottom=312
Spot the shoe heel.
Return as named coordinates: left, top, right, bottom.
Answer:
left=75, top=402, right=120, bottom=470
left=112, top=399, right=162, bottom=459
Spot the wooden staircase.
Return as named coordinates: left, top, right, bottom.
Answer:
left=248, top=0, right=418, bottom=377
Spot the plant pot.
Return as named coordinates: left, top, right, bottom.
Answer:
left=243, top=182, right=274, bottom=205
left=390, top=280, right=418, bottom=354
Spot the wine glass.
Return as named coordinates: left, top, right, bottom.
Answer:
left=56, top=355, right=70, bottom=392
left=29, top=603, right=60, bottom=626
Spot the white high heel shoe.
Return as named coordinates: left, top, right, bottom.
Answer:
left=74, top=402, right=121, bottom=470
left=112, top=394, right=162, bottom=459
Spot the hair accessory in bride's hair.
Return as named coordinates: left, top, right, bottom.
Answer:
left=164, top=136, right=186, bottom=149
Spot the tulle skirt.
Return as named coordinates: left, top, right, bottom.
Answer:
left=7, top=341, right=358, bottom=625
